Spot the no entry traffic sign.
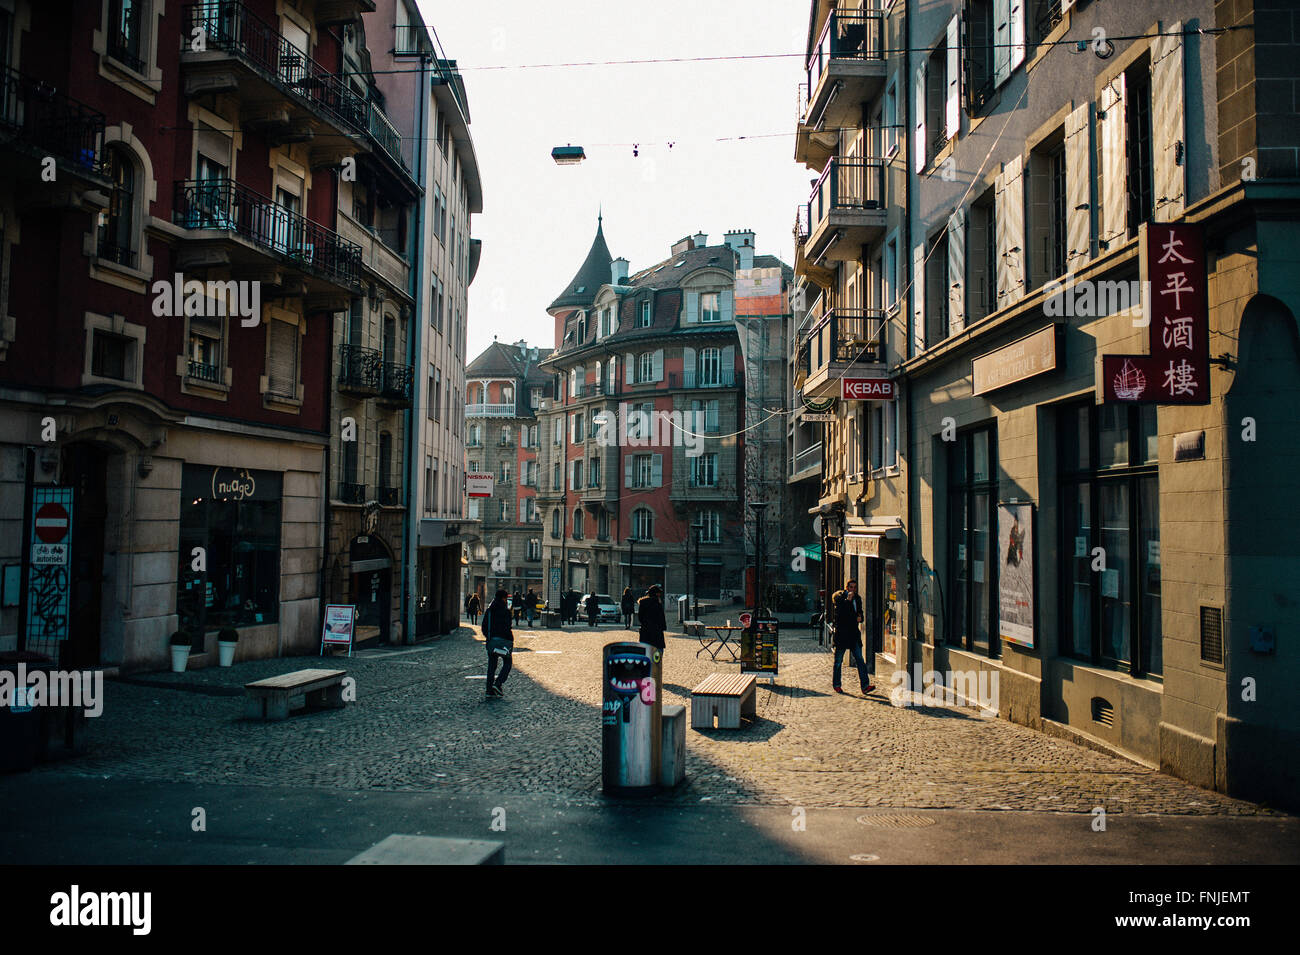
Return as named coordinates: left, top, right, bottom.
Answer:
left=35, top=502, right=70, bottom=544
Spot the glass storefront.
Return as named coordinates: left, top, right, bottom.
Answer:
left=177, top=465, right=282, bottom=632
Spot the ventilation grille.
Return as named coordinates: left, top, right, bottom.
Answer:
left=1091, top=697, right=1115, bottom=727
left=1200, top=606, right=1224, bottom=665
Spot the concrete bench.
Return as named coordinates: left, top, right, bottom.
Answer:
left=691, top=673, right=757, bottom=730
left=346, top=834, right=504, bottom=865
left=660, top=704, right=686, bottom=787
left=244, top=668, right=347, bottom=721
left=683, top=620, right=706, bottom=638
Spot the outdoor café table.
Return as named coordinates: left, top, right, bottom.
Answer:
left=697, top=625, right=744, bottom=662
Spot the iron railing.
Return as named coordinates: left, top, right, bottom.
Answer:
left=806, top=8, right=885, bottom=95
left=338, top=482, right=366, bottom=504
left=338, top=343, right=381, bottom=392
left=0, top=65, right=106, bottom=174
left=175, top=177, right=362, bottom=286
left=108, top=39, right=147, bottom=75
left=380, top=361, right=414, bottom=403
left=465, top=402, right=516, bottom=416
left=808, top=157, right=886, bottom=228
left=181, top=1, right=368, bottom=135
left=96, top=239, right=136, bottom=268
left=367, top=101, right=409, bottom=173
left=187, top=359, right=222, bottom=383
left=806, top=307, right=887, bottom=367
left=377, top=485, right=400, bottom=506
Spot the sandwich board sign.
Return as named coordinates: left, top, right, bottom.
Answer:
left=321, top=604, right=357, bottom=656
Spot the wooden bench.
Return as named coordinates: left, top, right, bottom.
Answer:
left=691, top=673, right=757, bottom=730
left=244, top=668, right=347, bottom=721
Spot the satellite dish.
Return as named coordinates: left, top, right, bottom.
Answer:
left=812, top=515, right=822, bottom=537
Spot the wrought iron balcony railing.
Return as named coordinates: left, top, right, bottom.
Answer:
left=379, top=361, right=414, bottom=404
left=805, top=307, right=887, bottom=367
left=108, top=38, right=147, bottom=75
left=367, top=101, right=408, bottom=173
left=808, top=157, right=886, bottom=226
left=338, top=482, right=366, bottom=504
left=174, top=177, right=362, bottom=287
left=0, top=65, right=107, bottom=175
left=806, top=8, right=884, bottom=95
left=187, top=359, right=222, bottom=383
left=338, top=343, right=382, bottom=392
left=377, top=485, right=400, bottom=506
left=182, top=1, right=369, bottom=135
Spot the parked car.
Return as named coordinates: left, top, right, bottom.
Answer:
left=589, top=594, right=621, bottom=624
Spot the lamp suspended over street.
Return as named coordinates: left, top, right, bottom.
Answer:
left=551, top=144, right=586, bottom=165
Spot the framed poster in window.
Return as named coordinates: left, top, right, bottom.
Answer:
left=997, top=502, right=1035, bottom=649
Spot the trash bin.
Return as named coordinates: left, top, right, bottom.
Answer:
left=601, top=642, right=662, bottom=794
left=676, top=594, right=689, bottom=626
left=0, top=651, right=52, bottom=774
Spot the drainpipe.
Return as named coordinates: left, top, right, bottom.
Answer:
left=404, top=62, right=430, bottom=644
left=901, top=3, right=919, bottom=660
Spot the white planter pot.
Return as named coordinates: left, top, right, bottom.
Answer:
left=218, top=641, right=237, bottom=667
left=170, top=645, right=190, bottom=673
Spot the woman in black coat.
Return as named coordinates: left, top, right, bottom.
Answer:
left=636, top=585, right=667, bottom=651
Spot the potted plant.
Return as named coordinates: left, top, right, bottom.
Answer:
left=217, top=628, right=239, bottom=667
left=169, top=630, right=192, bottom=673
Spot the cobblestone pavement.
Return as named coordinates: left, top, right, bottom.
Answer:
left=40, top=617, right=1273, bottom=815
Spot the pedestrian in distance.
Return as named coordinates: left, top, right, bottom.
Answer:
left=466, top=592, right=481, bottom=627
left=482, top=588, right=514, bottom=698
left=636, top=585, right=667, bottom=653
left=830, top=579, right=874, bottom=695
left=511, top=589, right=524, bottom=624
left=525, top=588, right=538, bottom=627
left=620, top=587, right=635, bottom=629
left=586, top=592, right=600, bottom=629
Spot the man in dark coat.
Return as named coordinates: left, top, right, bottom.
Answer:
left=620, top=587, right=636, bottom=629
left=586, top=592, right=600, bottom=628
left=636, top=585, right=667, bottom=651
left=482, top=588, right=514, bottom=697
left=831, top=579, right=874, bottom=694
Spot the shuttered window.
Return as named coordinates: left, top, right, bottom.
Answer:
left=266, top=319, right=298, bottom=397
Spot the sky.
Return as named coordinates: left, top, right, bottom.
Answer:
left=416, top=0, right=814, bottom=361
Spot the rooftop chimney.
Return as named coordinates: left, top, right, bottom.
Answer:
left=612, top=257, right=629, bottom=284
left=693, top=231, right=708, bottom=248
left=671, top=236, right=694, bottom=256
left=724, top=229, right=756, bottom=270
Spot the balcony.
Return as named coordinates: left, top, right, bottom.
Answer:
left=377, top=361, right=414, bottom=407
left=0, top=66, right=109, bottom=188
left=174, top=177, right=362, bottom=293
left=799, top=158, right=887, bottom=265
left=377, top=485, right=400, bottom=507
left=180, top=1, right=368, bottom=165
left=801, top=307, right=888, bottom=400
left=187, top=359, right=223, bottom=383
left=789, top=441, right=824, bottom=484
left=338, top=482, right=366, bottom=504
left=465, top=402, right=516, bottom=417
left=802, top=8, right=886, bottom=131
left=338, top=344, right=381, bottom=395
left=336, top=211, right=410, bottom=293
left=363, top=101, right=417, bottom=195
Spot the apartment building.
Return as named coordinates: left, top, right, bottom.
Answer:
left=794, top=0, right=911, bottom=659
left=463, top=340, right=551, bottom=601
left=901, top=0, right=1299, bottom=806
left=0, top=0, right=383, bottom=670
left=535, top=219, right=790, bottom=608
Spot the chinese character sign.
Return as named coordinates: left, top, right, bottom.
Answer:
left=1101, top=223, right=1210, bottom=404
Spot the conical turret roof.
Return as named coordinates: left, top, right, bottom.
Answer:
left=548, top=216, right=613, bottom=312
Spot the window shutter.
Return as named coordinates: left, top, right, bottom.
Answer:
left=519, top=498, right=527, bottom=524
left=568, top=460, right=575, bottom=490
left=913, top=64, right=927, bottom=171
left=686, top=291, right=699, bottom=324
left=1098, top=75, right=1127, bottom=248
left=690, top=399, right=701, bottom=434
left=945, top=15, right=961, bottom=140
left=1065, top=102, right=1094, bottom=268
left=993, top=0, right=1011, bottom=85
left=625, top=352, right=634, bottom=384
left=996, top=155, right=1025, bottom=304
left=707, top=399, right=719, bottom=432
left=720, top=288, right=734, bottom=322
left=947, top=207, right=966, bottom=334
left=653, top=348, right=664, bottom=382
left=912, top=244, right=926, bottom=356
left=625, top=458, right=634, bottom=489
left=1008, top=0, right=1025, bottom=74
left=267, top=320, right=297, bottom=396
left=1151, top=21, right=1186, bottom=222
left=683, top=347, right=696, bottom=388
left=721, top=345, right=735, bottom=386
left=651, top=453, right=663, bottom=488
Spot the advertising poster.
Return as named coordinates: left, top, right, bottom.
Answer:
left=998, top=503, right=1035, bottom=649
left=321, top=604, right=357, bottom=653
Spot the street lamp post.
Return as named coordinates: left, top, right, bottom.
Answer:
left=626, top=535, right=636, bottom=595
left=748, top=501, right=770, bottom=615
left=691, top=521, right=704, bottom=619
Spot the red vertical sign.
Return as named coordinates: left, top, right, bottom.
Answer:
left=1101, top=223, right=1211, bottom=404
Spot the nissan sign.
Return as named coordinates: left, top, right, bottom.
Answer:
left=841, top=377, right=895, bottom=401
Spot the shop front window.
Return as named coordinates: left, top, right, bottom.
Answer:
left=178, top=465, right=282, bottom=631
left=947, top=425, right=998, bottom=657
left=1058, top=401, right=1161, bottom=676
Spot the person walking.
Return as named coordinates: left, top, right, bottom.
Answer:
left=636, top=585, right=667, bottom=653
left=511, top=589, right=523, bottom=624
left=482, top=588, right=514, bottom=697
left=620, top=587, right=635, bottom=629
left=586, top=591, right=600, bottom=628
left=830, top=579, right=874, bottom=695
left=466, top=592, right=481, bottom=627
left=524, top=588, right=538, bottom=627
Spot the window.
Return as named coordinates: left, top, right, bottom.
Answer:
left=883, top=236, right=898, bottom=310
left=589, top=456, right=601, bottom=488
left=690, top=399, right=720, bottom=434
left=265, top=318, right=299, bottom=399
left=926, top=42, right=946, bottom=164
left=967, top=186, right=998, bottom=322
left=638, top=352, right=653, bottom=384
left=700, top=292, right=721, bottom=323
left=187, top=316, right=223, bottom=383
left=107, top=0, right=145, bottom=72
left=526, top=498, right=538, bottom=522
left=378, top=432, right=393, bottom=490
left=468, top=498, right=481, bottom=520
left=698, top=510, right=721, bottom=543
left=98, top=145, right=136, bottom=266
left=1125, top=64, right=1154, bottom=237
left=598, top=509, right=610, bottom=541
left=91, top=330, right=133, bottom=380
left=431, top=458, right=440, bottom=513
left=552, top=461, right=561, bottom=491
left=554, top=417, right=563, bottom=445
left=571, top=412, right=585, bottom=443
left=498, top=498, right=509, bottom=522
left=468, top=459, right=480, bottom=474
left=691, top=453, right=718, bottom=488
left=424, top=455, right=433, bottom=514
left=698, top=347, right=721, bottom=387
left=551, top=508, right=561, bottom=538
left=948, top=425, right=999, bottom=657
left=848, top=405, right=866, bottom=479
left=499, top=461, right=511, bottom=484
left=599, top=308, right=611, bottom=338
left=626, top=402, right=653, bottom=440
left=633, top=508, right=654, bottom=542
left=500, top=425, right=512, bottom=446
left=635, top=454, right=653, bottom=488
left=606, top=358, right=617, bottom=394
left=924, top=227, right=949, bottom=348
left=1059, top=401, right=1161, bottom=675
left=870, top=401, right=898, bottom=472
left=572, top=508, right=584, bottom=540
left=530, top=387, right=542, bottom=409
left=639, top=300, right=652, bottom=327
left=527, top=539, right=542, bottom=561
left=1029, top=134, right=1067, bottom=288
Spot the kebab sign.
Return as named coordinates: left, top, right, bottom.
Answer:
left=1101, top=223, right=1210, bottom=404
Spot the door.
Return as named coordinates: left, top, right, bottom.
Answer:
left=352, top=567, right=391, bottom=645
left=62, top=445, right=108, bottom=668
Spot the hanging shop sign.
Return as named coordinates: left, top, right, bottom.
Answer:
left=973, top=325, right=1060, bottom=396
left=1100, top=223, right=1210, bottom=404
left=997, top=502, right=1036, bottom=649
left=466, top=473, right=494, bottom=498
left=841, top=377, right=895, bottom=401
left=26, top=487, right=73, bottom=641
left=800, top=412, right=836, bottom=423
left=800, top=391, right=836, bottom=413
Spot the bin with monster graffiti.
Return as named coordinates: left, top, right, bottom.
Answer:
left=601, top=642, right=662, bottom=793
